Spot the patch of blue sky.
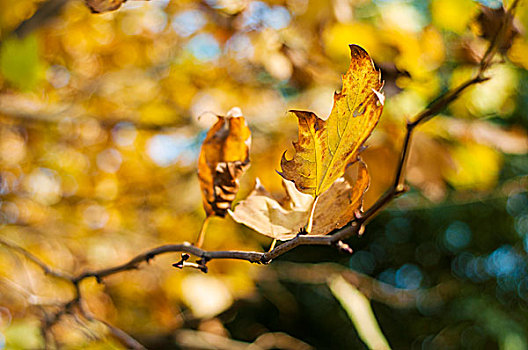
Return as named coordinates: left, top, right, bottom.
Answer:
left=476, top=0, right=503, bottom=9
left=262, top=6, right=291, bottom=30
left=225, top=34, right=254, bottom=59
left=147, top=134, right=199, bottom=167
left=172, top=10, right=207, bottom=37
left=240, top=2, right=291, bottom=30
left=187, top=34, right=221, bottom=61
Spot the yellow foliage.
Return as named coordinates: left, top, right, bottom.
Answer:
left=508, top=38, right=528, bottom=70
left=450, top=65, right=518, bottom=118
left=431, top=0, right=478, bottom=33
left=139, top=101, right=178, bottom=125
left=444, top=142, right=501, bottom=190
left=323, top=23, right=382, bottom=62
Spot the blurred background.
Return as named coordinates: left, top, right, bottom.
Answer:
left=0, top=0, right=528, bottom=348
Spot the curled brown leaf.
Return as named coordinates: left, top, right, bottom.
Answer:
left=198, top=108, right=251, bottom=218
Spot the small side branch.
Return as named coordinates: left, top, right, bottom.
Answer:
left=194, top=216, right=211, bottom=248
left=0, top=239, right=71, bottom=282
left=78, top=302, right=146, bottom=350
left=360, top=0, right=517, bottom=222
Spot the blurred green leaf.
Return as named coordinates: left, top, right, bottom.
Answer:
left=0, top=34, right=43, bottom=90
left=4, top=319, right=43, bottom=350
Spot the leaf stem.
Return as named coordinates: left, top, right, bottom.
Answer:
left=305, top=196, right=320, bottom=234
left=269, top=239, right=277, bottom=252
left=195, top=216, right=211, bottom=248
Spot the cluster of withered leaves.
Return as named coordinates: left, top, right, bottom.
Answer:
left=198, top=45, right=383, bottom=243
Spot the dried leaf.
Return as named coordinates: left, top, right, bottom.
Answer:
left=312, top=161, right=369, bottom=236
left=198, top=108, right=251, bottom=217
left=477, top=5, right=520, bottom=53
left=279, top=45, right=383, bottom=198
left=229, top=161, right=369, bottom=240
left=229, top=178, right=310, bottom=240
left=85, top=0, right=128, bottom=13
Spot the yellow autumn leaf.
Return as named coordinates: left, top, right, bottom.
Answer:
left=279, top=45, right=383, bottom=198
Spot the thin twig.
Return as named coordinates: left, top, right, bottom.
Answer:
left=361, top=0, right=520, bottom=221
left=195, top=216, right=211, bottom=248
left=360, top=78, right=488, bottom=221
left=78, top=302, right=146, bottom=350
left=0, top=239, right=72, bottom=282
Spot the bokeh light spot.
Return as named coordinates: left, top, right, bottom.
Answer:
left=83, top=204, right=110, bottom=230
left=112, top=122, right=137, bottom=147
left=349, top=251, right=376, bottom=274
left=263, top=6, right=291, bottom=30
left=226, top=34, right=254, bottom=60
left=96, top=148, right=123, bottom=173
left=172, top=10, right=207, bottom=37
left=507, top=191, right=528, bottom=217
left=385, top=216, right=412, bottom=243
left=444, top=221, right=472, bottom=251
left=187, top=34, right=221, bottom=61
left=515, top=214, right=528, bottom=236
left=46, top=65, right=70, bottom=88
left=25, top=168, right=62, bottom=206
left=395, top=264, right=423, bottom=290
left=486, top=245, right=521, bottom=277
left=147, top=133, right=198, bottom=167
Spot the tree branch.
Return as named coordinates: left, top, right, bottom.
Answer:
left=11, top=0, right=70, bottom=39
left=0, top=3, right=516, bottom=347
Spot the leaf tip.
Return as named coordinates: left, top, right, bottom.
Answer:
left=226, top=107, right=243, bottom=119
left=197, top=110, right=221, bottom=122
left=348, top=44, right=368, bottom=58
left=254, top=177, right=266, bottom=191
left=371, top=88, right=385, bottom=106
